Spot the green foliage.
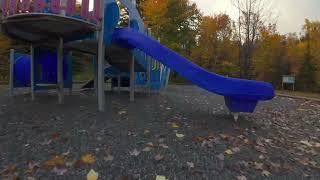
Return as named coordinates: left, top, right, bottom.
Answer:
left=297, top=49, right=317, bottom=91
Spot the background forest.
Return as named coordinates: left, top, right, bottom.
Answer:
left=0, top=0, right=319, bottom=92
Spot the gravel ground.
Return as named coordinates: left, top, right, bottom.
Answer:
left=0, top=85, right=319, bottom=180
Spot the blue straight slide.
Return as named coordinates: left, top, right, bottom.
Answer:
left=112, top=28, right=275, bottom=113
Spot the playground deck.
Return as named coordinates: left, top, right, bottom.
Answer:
left=0, top=85, right=319, bottom=179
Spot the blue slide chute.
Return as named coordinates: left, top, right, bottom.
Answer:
left=112, top=28, right=275, bottom=112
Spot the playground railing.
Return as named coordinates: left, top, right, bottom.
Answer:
left=0, top=0, right=102, bottom=23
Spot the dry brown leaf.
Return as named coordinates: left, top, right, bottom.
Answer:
left=0, top=165, right=17, bottom=176
left=42, top=155, right=65, bottom=167
left=261, top=170, right=271, bottom=177
left=51, top=133, right=61, bottom=141
left=154, top=154, right=164, bottom=161
left=74, top=154, right=96, bottom=167
left=254, top=162, right=264, bottom=170
left=219, top=134, right=231, bottom=141
left=80, top=154, right=96, bottom=164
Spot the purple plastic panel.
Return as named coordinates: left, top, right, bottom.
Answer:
left=1, top=0, right=8, bottom=16
left=66, top=0, right=76, bottom=15
left=80, top=0, right=89, bottom=19
left=34, top=0, right=45, bottom=12
left=92, top=0, right=101, bottom=21
left=50, top=0, right=60, bottom=13
left=9, top=0, right=18, bottom=15
left=21, top=0, right=31, bottom=12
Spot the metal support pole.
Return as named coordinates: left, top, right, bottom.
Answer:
left=130, top=54, right=135, bottom=102
left=57, top=38, right=64, bottom=104
left=97, top=0, right=106, bottom=112
left=93, top=56, right=98, bottom=96
left=30, top=45, right=35, bottom=101
left=147, top=28, right=152, bottom=96
left=117, top=75, right=121, bottom=94
left=9, top=49, right=14, bottom=96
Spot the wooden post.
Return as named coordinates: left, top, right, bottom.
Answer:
left=57, top=38, right=64, bottom=104
left=97, top=0, right=105, bottom=111
left=30, top=45, right=35, bottom=101
left=9, top=49, right=14, bottom=96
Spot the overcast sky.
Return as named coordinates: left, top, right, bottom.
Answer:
left=190, top=0, right=320, bottom=34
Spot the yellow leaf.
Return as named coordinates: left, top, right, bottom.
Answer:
left=225, top=149, right=233, bottom=155
left=171, top=122, right=179, bottom=128
left=87, top=169, right=99, bottom=180
left=81, top=154, right=96, bottom=164
left=156, top=175, right=166, bottom=180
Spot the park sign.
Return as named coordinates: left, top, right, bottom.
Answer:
left=282, top=75, right=295, bottom=91
left=282, top=75, right=295, bottom=84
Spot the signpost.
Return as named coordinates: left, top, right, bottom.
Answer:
left=282, top=75, right=295, bottom=91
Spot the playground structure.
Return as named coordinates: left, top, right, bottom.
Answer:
left=0, top=0, right=275, bottom=114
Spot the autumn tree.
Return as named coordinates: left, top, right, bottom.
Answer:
left=233, top=0, right=274, bottom=79
left=191, top=14, right=239, bottom=77
left=253, top=24, right=289, bottom=86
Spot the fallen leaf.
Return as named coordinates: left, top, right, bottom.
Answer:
left=193, top=136, right=205, bottom=143
left=254, top=162, right=264, bottom=170
left=142, top=147, right=153, bottom=152
left=146, top=142, right=155, bottom=147
left=40, top=139, right=52, bottom=146
left=129, top=149, right=140, bottom=156
left=254, top=145, right=267, bottom=154
left=52, top=167, right=67, bottom=176
left=156, top=175, right=166, bottom=180
left=87, top=169, right=98, bottom=180
left=225, top=149, right=233, bottom=155
left=154, top=154, right=164, bottom=161
left=62, top=150, right=70, bottom=156
left=237, top=175, right=247, bottom=180
left=176, top=133, right=185, bottom=138
left=261, top=170, right=271, bottom=177
left=51, top=133, right=61, bottom=141
left=118, top=111, right=127, bottom=115
left=25, top=161, right=40, bottom=175
left=80, top=154, right=96, bottom=164
left=232, top=147, right=241, bottom=153
left=219, top=134, right=231, bottom=141
left=187, top=162, right=194, bottom=168
left=104, top=154, right=114, bottom=161
left=158, top=144, right=169, bottom=149
left=42, top=155, right=65, bottom=167
left=171, top=122, right=179, bottom=128
left=0, top=165, right=17, bottom=176
left=216, top=154, right=225, bottom=161
left=300, top=140, right=313, bottom=147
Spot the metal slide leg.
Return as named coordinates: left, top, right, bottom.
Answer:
left=30, top=45, right=35, bottom=101
left=57, top=38, right=64, bottom=104
left=9, top=49, right=14, bottom=96
left=130, top=54, right=135, bottom=102
left=117, top=75, right=121, bottom=94
left=97, top=33, right=105, bottom=112
left=93, top=56, right=98, bottom=96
